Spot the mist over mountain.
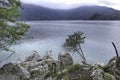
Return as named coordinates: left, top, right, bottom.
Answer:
left=18, top=3, right=120, bottom=21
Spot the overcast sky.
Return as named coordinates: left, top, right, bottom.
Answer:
left=21, top=0, right=120, bottom=10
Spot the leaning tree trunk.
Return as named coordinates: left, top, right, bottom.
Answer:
left=76, top=45, right=87, bottom=64
left=112, top=42, right=119, bottom=58
left=112, top=42, right=120, bottom=67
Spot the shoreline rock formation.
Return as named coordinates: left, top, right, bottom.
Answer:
left=0, top=51, right=119, bottom=80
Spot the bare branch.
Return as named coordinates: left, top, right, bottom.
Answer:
left=112, top=42, right=119, bottom=58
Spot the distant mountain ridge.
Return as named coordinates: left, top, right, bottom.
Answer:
left=18, top=3, right=120, bottom=21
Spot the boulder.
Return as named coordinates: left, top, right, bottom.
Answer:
left=45, top=59, right=60, bottom=71
left=25, top=51, right=42, bottom=62
left=0, top=52, right=52, bottom=80
left=91, top=69, right=104, bottom=80
left=21, top=52, right=55, bottom=80
left=104, top=56, right=120, bottom=80
left=58, top=52, right=73, bottom=68
left=91, top=68, right=116, bottom=80
left=0, top=63, right=30, bottom=80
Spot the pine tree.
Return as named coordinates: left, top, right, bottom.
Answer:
left=64, top=31, right=87, bottom=64
left=0, top=0, right=29, bottom=51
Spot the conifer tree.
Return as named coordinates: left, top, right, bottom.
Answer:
left=0, top=0, right=29, bottom=52
left=64, top=31, right=87, bottom=64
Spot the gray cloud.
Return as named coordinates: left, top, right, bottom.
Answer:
left=20, top=0, right=120, bottom=10
left=99, top=1, right=114, bottom=5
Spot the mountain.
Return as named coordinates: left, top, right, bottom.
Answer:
left=18, top=3, right=120, bottom=21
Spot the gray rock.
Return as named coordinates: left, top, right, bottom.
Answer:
left=23, top=53, right=51, bottom=80
left=0, top=52, right=73, bottom=80
left=0, top=54, right=50, bottom=80
left=25, top=51, right=42, bottom=62
left=0, top=63, right=30, bottom=80
left=58, top=52, right=73, bottom=68
left=18, top=64, right=30, bottom=78
left=91, top=69, right=104, bottom=80
left=91, top=68, right=116, bottom=80
left=46, top=59, right=60, bottom=71
left=0, top=74, right=20, bottom=80
left=104, top=56, right=120, bottom=80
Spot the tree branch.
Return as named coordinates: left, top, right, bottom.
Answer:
left=112, top=42, right=119, bottom=58
left=78, top=44, right=87, bottom=63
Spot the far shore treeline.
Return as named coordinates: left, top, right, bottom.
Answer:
left=18, top=3, right=120, bottom=21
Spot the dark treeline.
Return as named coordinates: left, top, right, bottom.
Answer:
left=18, top=3, right=120, bottom=21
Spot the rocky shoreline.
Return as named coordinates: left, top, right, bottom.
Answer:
left=0, top=51, right=119, bottom=80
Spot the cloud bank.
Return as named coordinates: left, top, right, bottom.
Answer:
left=21, top=0, right=120, bottom=10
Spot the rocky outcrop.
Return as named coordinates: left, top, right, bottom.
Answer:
left=0, top=51, right=61, bottom=80
left=0, top=51, right=119, bottom=80
left=0, top=52, right=74, bottom=80
left=61, top=64, right=116, bottom=80
left=25, top=51, right=42, bottom=62
left=67, top=64, right=93, bottom=80
left=58, top=52, right=73, bottom=69
left=0, top=63, right=30, bottom=80
left=91, top=68, right=116, bottom=80
left=91, top=68, right=104, bottom=80
left=104, top=56, right=120, bottom=80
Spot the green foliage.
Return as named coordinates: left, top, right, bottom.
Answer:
left=31, top=70, right=44, bottom=79
left=63, top=75, right=70, bottom=80
left=64, top=31, right=85, bottom=50
left=0, top=0, right=21, bottom=22
left=67, top=64, right=83, bottom=72
left=0, top=0, right=29, bottom=52
left=52, top=64, right=86, bottom=80
left=36, top=70, right=44, bottom=76
left=89, top=13, right=120, bottom=20
left=64, top=31, right=87, bottom=64
left=104, top=72, right=116, bottom=80
left=52, top=69, right=68, bottom=80
left=90, top=14, right=110, bottom=20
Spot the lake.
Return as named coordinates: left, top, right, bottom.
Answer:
left=1, top=20, right=120, bottom=65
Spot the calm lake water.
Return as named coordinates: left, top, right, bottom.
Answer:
left=1, top=20, right=120, bottom=65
